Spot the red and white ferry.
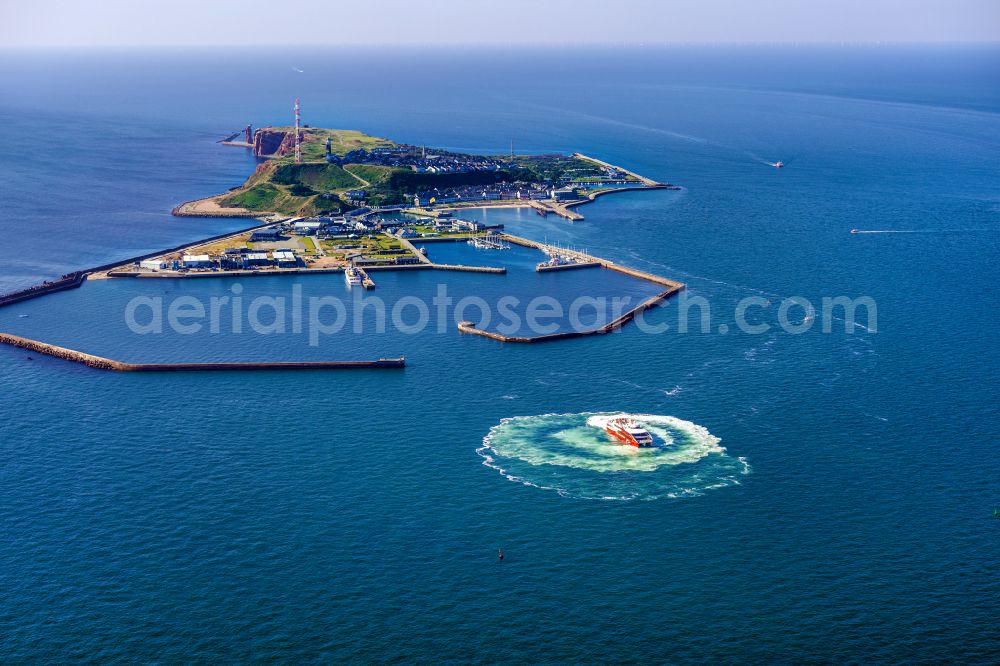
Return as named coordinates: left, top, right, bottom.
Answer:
left=605, top=418, right=654, bottom=447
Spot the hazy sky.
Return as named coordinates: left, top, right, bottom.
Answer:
left=2, top=0, right=998, bottom=47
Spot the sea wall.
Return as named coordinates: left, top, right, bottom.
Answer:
left=502, top=233, right=684, bottom=289
left=0, top=333, right=404, bottom=372
left=0, top=272, right=87, bottom=308
left=456, top=285, right=680, bottom=343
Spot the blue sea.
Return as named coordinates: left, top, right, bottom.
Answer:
left=1, top=46, right=998, bottom=662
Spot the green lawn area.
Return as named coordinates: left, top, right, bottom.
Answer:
left=218, top=126, right=640, bottom=216
left=272, top=163, right=359, bottom=191
left=374, top=234, right=404, bottom=251
left=344, top=164, right=397, bottom=185
left=222, top=183, right=282, bottom=210
left=267, top=128, right=397, bottom=162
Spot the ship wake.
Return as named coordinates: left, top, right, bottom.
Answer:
left=478, top=412, right=750, bottom=500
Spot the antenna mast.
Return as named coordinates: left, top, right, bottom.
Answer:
left=294, top=98, right=301, bottom=163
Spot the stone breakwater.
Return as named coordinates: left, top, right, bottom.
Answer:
left=454, top=233, right=685, bottom=343
left=0, top=272, right=87, bottom=308
left=457, top=286, right=680, bottom=343
left=0, top=333, right=405, bottom=372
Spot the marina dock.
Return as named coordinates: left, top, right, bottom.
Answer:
left=357, top=267, right=376, bottom=289
left=536, top=261, right=602, bottom=273
left=530, top=200, right=584, bottom=221
left=502, top=233, right=684, bottom=288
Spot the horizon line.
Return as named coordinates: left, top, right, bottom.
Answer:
left=1, top=40, right=999, bottom=51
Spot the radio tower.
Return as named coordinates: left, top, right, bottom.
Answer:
left=294, top=98, right=301, bottom=163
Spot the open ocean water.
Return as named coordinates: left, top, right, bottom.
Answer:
left=0, top=46, right=998, bottom=662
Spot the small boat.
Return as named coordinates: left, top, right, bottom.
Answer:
left=771, top=161, right=784, bottom=168
left=604, top=417, right=654, bottom=448
left=538, top=253, right=570, bottom=268
left=850, top=229, right=860, bottom=234
left=467, top=235, right=510, bottom=250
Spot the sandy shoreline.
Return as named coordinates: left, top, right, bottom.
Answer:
left=171, top=195, right=263, bottom=218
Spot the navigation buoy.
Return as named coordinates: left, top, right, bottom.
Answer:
left=498, top=549, right=504, bottom=560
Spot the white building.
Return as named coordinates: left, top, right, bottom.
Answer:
left=139, top=259, right=166, bottom=271
left=293, top=221, right=322, bottom=235
left=181, top=254, right=212, bottom=268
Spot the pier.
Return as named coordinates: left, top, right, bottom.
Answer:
left=456, top=285, right=680, bottom=343
left=0, top=272, right=87, bottom=307
left=536, top=261, right=602, bottom=273
left=395, top=235, right=434, bottom=265
left=453, top=233, right=684, bottom=343
left=529, top=200, right=584, bottom=221
left=0, top=333, right=405, bottom=372
left=430, top=264, right=506, bottom=274
left=467, top=234, right=510, bottom=250
left=572, top=153, right=664, bottom=187
left=502, top=233, right=684, bottom=289
left=357, top=267, right=376, bottom=289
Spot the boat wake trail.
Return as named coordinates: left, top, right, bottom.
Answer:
left=477, top=412, right=749, bottom=500
left=851, top=229, right=997, bottom=234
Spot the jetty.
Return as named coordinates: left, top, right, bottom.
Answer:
left=452, top=233, right=684, bottom=343
left=573, top=152, right=663, bottom=187
left=431, top=264, right=506, bottom=274
left=357, top=267, right=375, bottom=289
left=0, top=333, right=404, bottom=373
left=503, top=233, right=683, bottom=288
left=0, top=271, right=87, bottom=308
left=467, top=234, right=510, bottom=250
left=395, top=235, right=434, bottom=265
left=536, top=260, right=601, bottom=273
left=457, top=285, right=680, bottom=343
left=529, top=200, right=584, bottom=221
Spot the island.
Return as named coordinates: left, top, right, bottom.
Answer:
left=173, top=126, right=677, bottom=220
left=0, top=119, right=686, bottom=370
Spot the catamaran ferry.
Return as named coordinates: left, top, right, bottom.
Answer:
left=344, top=266, right=363, bottom=286
left=604, top=417, right=654, bottom=447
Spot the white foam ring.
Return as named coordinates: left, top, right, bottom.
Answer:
left=477, top=412, right=750, bottom=501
